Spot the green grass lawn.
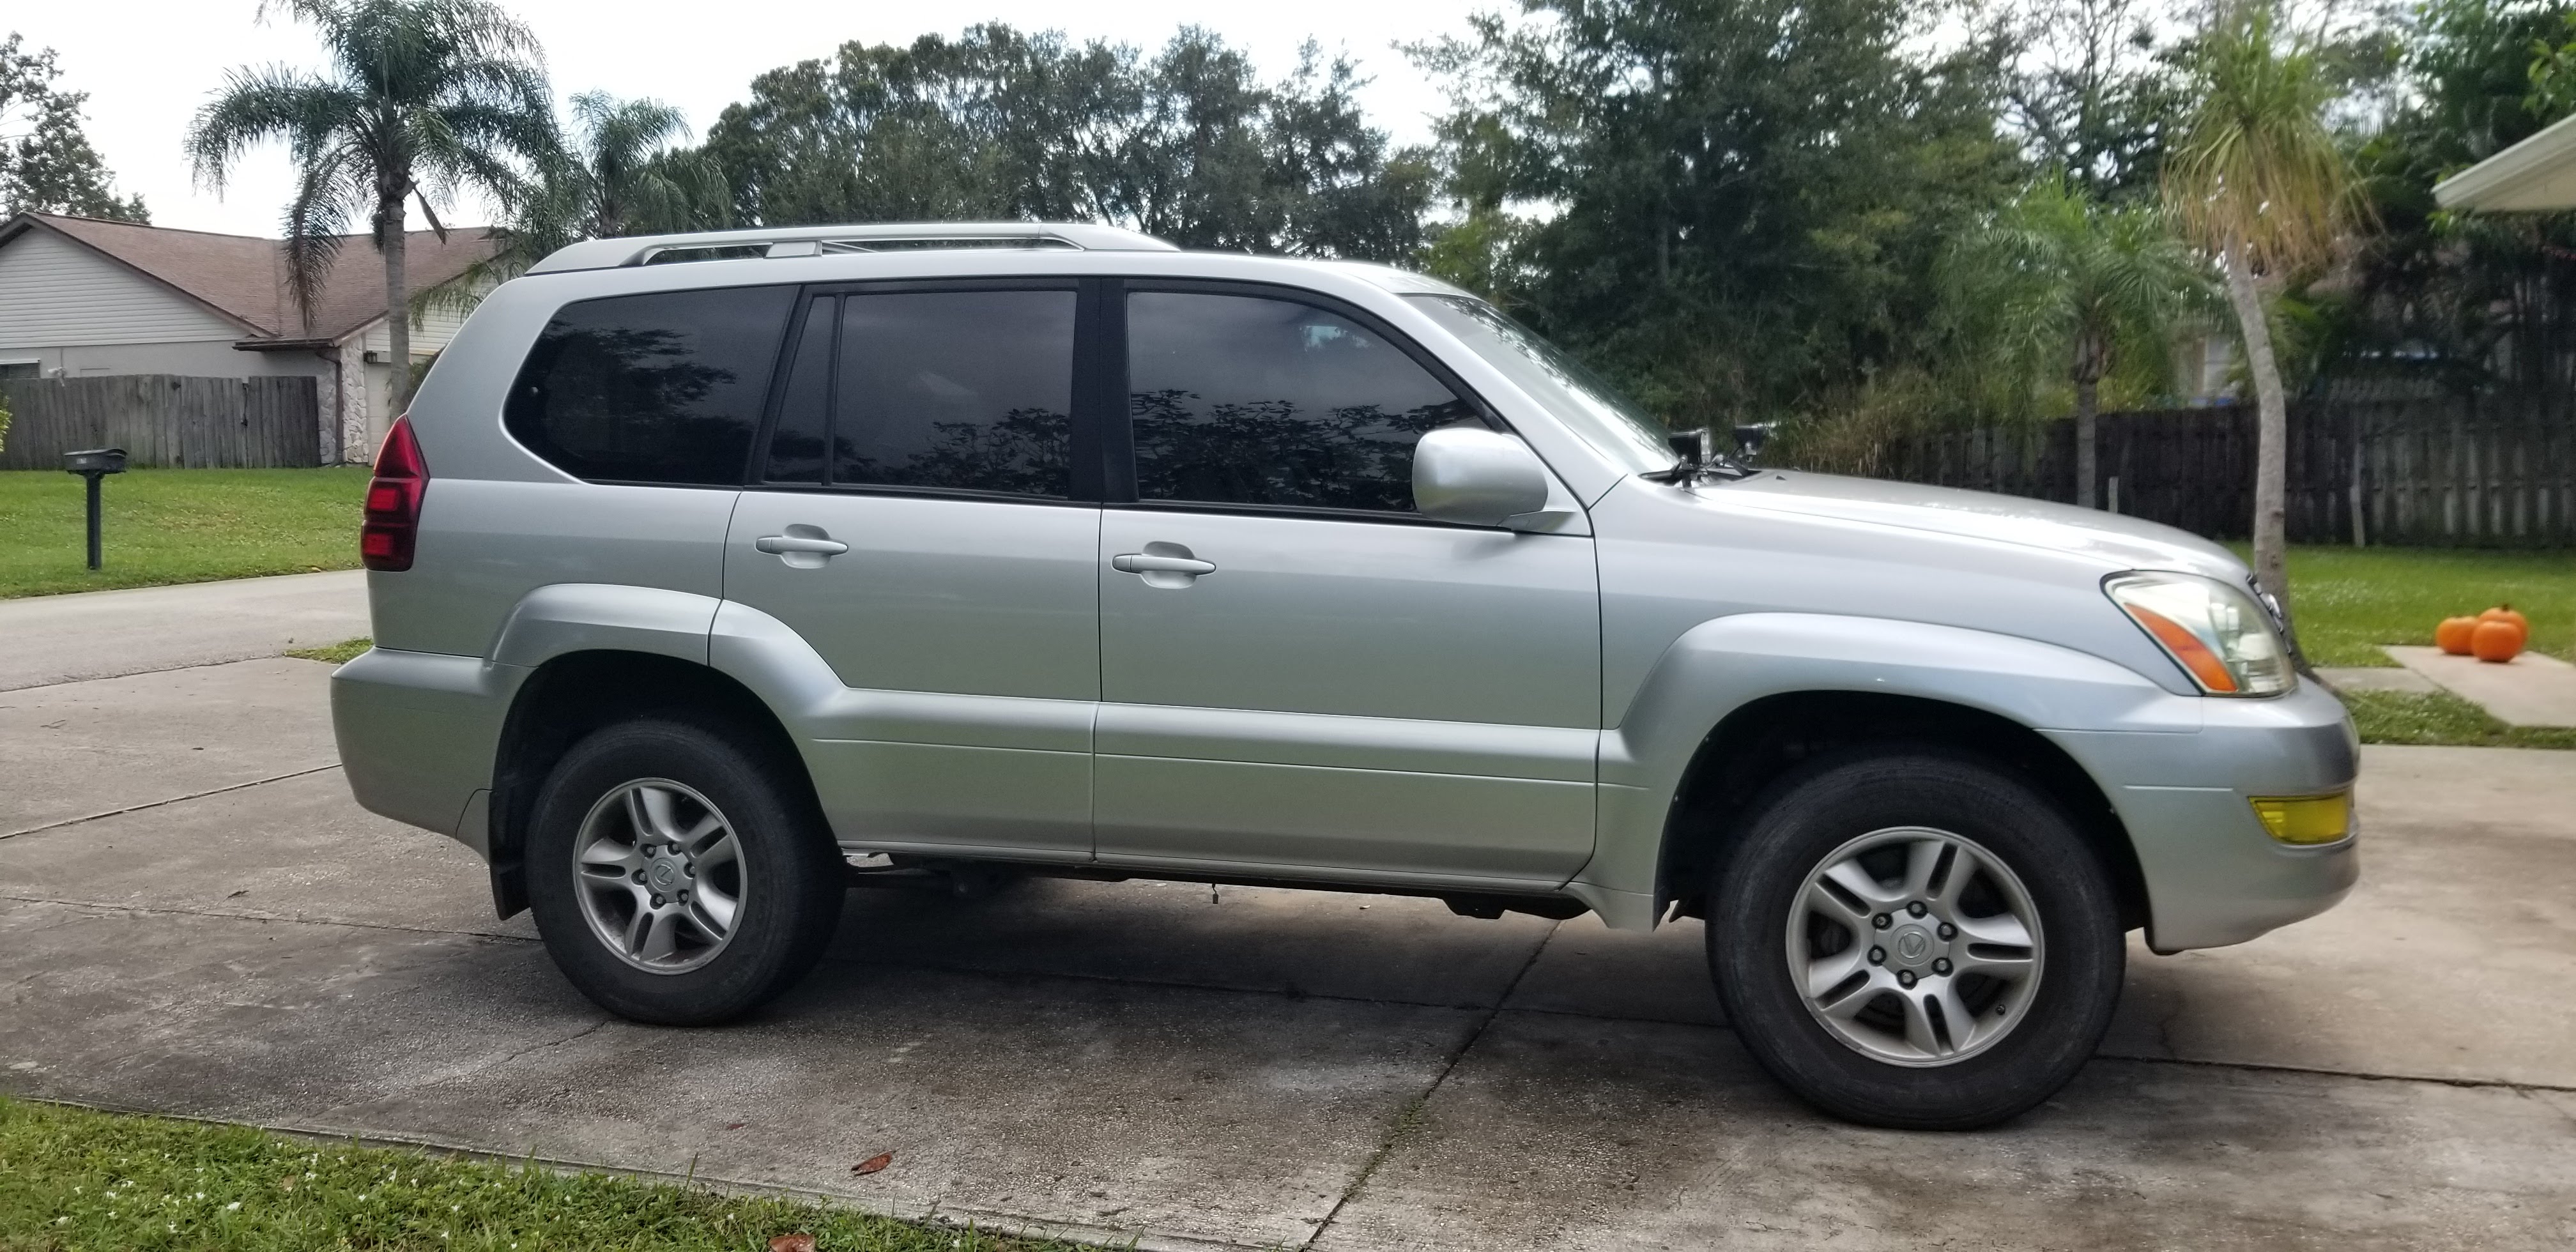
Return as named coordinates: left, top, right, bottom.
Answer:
left=2260, top=544, right=2576, bottom=749
left=285, top=637, right=372, bottom=666
left=0, top=1097, right=1081, bottom=1252
left=0, top=468, right=369, bottom=599
left=2274, top=544, right=2575, bottom=666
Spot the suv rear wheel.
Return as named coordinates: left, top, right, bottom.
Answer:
left=1706, top=750, right=2122, bottom=1129
left=525, top=718, right=843, bottom=1025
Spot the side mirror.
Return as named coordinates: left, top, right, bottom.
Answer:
left=1413, top=426, right=1552, bottom=527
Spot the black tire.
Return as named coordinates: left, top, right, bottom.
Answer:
left=1706, top=749, right=2124, bottom=1130
left=525, top=717, right=843, bottom=1025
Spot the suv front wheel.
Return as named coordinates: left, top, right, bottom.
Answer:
left=1707, top=750, right=2124, bottom=1129
left=525, top=718, right=843, bottom=1025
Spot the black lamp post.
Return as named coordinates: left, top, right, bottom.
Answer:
left=61, top=447, right=126, bottom=570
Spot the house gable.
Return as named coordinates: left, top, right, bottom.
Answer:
left=0, top=227, right=254, bottom=349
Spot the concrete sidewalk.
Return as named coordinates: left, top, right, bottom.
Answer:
left=3, top=656, right=2573, bottom=1249
left=0, top=570, right=367, bottom=692
left=2386, top=645, right=2576, bottom=727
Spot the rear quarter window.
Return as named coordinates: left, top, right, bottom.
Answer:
left=503, top=286, right=796, bottom=484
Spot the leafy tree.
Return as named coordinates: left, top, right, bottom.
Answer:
left=1414, top=0, right=2024, bottom=429
left=452, top=91, right=730, bottom=292
left=696, top=24, right=1430, bottom=260
left=1996, top=0, right=2190, bottom=201
left=2341, top=0, right=2576, bottom=395
left=2164, top=3, right=2362, bottom=614
left=1942, top=175, right=2214, bottom=505
left=187, top=0, right=556, bottom=410
left=1, top=33, right=147, bottom=221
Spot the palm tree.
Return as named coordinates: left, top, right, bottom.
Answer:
left=2162, top=3, right=2362, bottom=616
left=486, top=91, right=730, bottom=270
left=1945, top=176, right=2213, bottom=508
left=187, top=0, right=555, bottom=414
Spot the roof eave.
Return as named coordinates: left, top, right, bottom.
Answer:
left=2434, top=111, right=2576, bottom=211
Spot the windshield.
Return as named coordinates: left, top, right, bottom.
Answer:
left=1408, top=294, right=1680, bottom=475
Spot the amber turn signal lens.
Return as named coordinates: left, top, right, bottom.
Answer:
left=2250, top=792, right=2352, bottom=845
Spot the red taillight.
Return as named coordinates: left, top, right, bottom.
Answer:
left=360, top=416, right=428, bottom=572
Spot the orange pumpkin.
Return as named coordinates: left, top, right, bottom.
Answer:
left=2435, top=615, right=2481, bottom=655
left=2480, top=604, right=2531, bottom=634
left=2471, top=618, right=2526, bottom=663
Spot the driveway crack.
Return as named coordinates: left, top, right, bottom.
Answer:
left=0, top=894, right=533, bottom=943
left=1, top=763, right=342, bottom=841
left=1300, top=919, right=1561, bottom=1250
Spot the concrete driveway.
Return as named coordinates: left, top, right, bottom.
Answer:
left=2, top=574, right=2572, bottom=1250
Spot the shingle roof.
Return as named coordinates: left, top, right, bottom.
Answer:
left=0, top=212, right=498, bottom=342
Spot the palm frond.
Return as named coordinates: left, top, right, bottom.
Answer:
left=2161, top=4, right=2367, bottom=271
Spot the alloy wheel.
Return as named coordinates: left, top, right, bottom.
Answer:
left=1786, top=826, right=2045, bottom=1065
left=571, top=778, right=746, bottom=974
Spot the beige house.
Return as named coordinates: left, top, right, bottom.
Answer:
left=0, top=212, right=496, bottom=462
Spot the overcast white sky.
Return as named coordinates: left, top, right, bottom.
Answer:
left=15, top=0, right=1486, bottom=238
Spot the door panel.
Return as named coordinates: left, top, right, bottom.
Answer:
left=1095, top=509, right=1600, bottom=880
left=721, top=284, right=1100, bottom=859
left=1094, top=756, right=1595, bottom=883
left=725, top=493, right=1100, bottom=856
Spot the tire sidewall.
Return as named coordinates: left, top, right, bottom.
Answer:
left=1708, top=749, right=2124, bottom=1129
left=525, top=719, right=838, bottom=1025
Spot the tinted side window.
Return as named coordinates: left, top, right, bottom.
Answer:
left=505, top=286, right=795, bottom=485
left=831, top=290, right=1075, bottom=497
left=1127, top=292, right=1477, bottom=512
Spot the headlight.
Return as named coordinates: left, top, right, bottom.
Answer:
left=2105, top=572, right=2294, bottom=696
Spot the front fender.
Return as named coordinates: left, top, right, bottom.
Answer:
left=1581, top=613, right=2196, bottom=924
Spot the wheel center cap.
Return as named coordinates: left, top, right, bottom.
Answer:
left=1892, top=924, right=1936, bottom=967
left=650, top=859, right=680, bottom=888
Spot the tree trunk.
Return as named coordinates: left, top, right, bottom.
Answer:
left=2074, top=375, right=2099, bottom=509
left=2222, top=236, right=2290, bottom=617
left=383, top=207, right=411, bottom=420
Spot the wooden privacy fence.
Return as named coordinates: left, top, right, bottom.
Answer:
left=0, top=374, right=320, bottom=471
left=1878, top=396, right=2576, bottom=547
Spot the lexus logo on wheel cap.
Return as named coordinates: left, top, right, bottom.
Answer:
left=1896, top=929, right=1931, bottom=961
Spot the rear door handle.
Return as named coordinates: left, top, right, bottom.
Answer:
left=756, top=534, right=849, bottom=556
left=1111, top=553, right=1216, bottom=576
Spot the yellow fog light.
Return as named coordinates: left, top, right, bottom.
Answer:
left=2250, top=792, right=2352, bottom=845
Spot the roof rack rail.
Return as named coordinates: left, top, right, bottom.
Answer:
left=523, top=222, right=1181, bottom=274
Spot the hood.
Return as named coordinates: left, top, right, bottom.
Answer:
left=1692, top=471, right=2251, bottom=584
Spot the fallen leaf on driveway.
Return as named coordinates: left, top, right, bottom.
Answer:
left=767, top=1235, right=816, bottom=1252
left=725, top=1122, right=746, bottom=1130
left=851, top=1152, right=893, bottom=1176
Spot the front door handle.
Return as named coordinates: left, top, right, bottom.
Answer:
left=756, top=534, right=850, bottom=556
left=1112, top=544, right=1216, bottom=589
left=1111, top=553, right=1216, bottom=576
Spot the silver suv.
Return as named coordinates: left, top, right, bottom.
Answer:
left=332, top=222, right=2358, bottom=1129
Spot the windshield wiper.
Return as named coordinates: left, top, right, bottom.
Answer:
left=1651, top=425, right=1767, bottom=484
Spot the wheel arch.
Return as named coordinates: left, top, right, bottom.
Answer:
left=1587, top=613, right=2182, bottom=933
left=487, top=648, right=819, bottom=919
left=1650, top=691, right=2149, bottom=931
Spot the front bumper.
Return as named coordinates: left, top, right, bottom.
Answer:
left=330, top=646, right=527, bottom=857
left=2046, top=678, right=2361, bottom=951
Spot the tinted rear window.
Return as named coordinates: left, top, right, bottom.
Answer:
left=759, top=289, right=1077, bottom=498
left=834, top=290, right=1075, bottom=496
left=505, top=286, right=795, bottom=484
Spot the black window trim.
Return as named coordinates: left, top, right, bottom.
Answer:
left=744, top=276, right=1103, bottom=507
left=1107, top=277, right=1516, bottom=527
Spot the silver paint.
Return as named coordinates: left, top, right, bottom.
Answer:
left=343, top=226, right=2358, bottom=958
